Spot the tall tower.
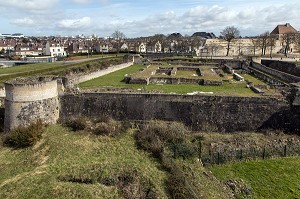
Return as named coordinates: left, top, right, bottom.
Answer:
left=4, top=77, right=60, bottom=131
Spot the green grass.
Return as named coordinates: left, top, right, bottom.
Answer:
left=0, top=62, right=63, bottom=75
left=0, top=57, right=122, bottom=85
left=1, top=125, right=300, bottom=198
left=79, top=64, right=147, bottom=88
left=0, top=125, right=168, bottom=198
left=242, top=74, right=266, bottom=85
left=210, top=157, right=300, bottom=199
left=176, top=70, right=199, bottom=77
left=65, top=53, right=125, bottom=60
left=79, top=64, right=259, bottom=96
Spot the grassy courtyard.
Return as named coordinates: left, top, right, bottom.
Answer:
left=79, top=64, right=264, bottom=96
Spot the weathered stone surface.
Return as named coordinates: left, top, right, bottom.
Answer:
left=262, top=60, right=300, bottom=77
left=4, top=78, right=59, bottom=131
left=59, top=93, right=288, bottom=132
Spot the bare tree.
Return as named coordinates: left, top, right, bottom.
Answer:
left=251, top=38, right=259, bottom=56
left=267, top=34, right=277, bottom=57
left=257, top=31, right=270, bottom=56
left=190, top=37, right=205, bottom=55
left=111, top=30, right=126, bottom=54
left=220, top=26, right=240, bottom=56
left=206, top=43, right=221, bottom=58
left=295, top=34, right=300, bottom=53
left=281, top=33, right=296, bottom=56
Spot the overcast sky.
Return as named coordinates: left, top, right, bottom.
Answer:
left=0, top=0, right=299, bottom=37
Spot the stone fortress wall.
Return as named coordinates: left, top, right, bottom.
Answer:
left=4, top=77, right=60, bottom=131
left=59, top=93, right=288, bottom=132
left=3, top=58, right=300, bottom=132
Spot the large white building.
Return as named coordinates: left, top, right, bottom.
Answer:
left=44, top=42, right=66, bottom=57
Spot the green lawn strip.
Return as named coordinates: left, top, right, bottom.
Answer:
left=66, top=53, right=125, bottom=60
left=131, top=64, right=157, bottom=79
left=176, top=70, right=199, bottom=78
left=242, top=74, right=266, bottom=85
left=0, top=56, right=121, bottom=75
left=80, top=65, right=258, bottom=96
left=79, top=64, right=146, bottom=88
left=0, top=125, right=167, bottom=198
left=210, top=157, right=300, bottom=199
left=0, top=57, right=123, bottom=85
left=0, top=62, right=64, bottom=75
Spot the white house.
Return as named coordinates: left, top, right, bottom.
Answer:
left=138, top=43, right=146, bottom=53
left=94, top=41, right=112, bottom=53
left=44, top=42, right=66, bottom=57
left=120, top=43, right=129, bottom=51
left=154, top=41, right=162, bottom=53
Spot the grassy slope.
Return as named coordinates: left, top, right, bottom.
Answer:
left=1, top=126, right=300, bottom=198
left=211, top=157, right=300, bottom=199
left=0, top=125, right=237, bottom=199
left=79, top=64, right=259, bottom=96
left=0, top=125, right=167, bottom=198
left=0, top=56, right=122, bottom=85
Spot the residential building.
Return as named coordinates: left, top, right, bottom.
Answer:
left=44, top=42, right=66, bottom=57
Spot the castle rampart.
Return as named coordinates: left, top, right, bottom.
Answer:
left=59, top=92, right=288, bottom=132
left=4, top=77, right=59, bottom=131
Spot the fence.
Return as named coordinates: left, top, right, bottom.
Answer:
left=199, top=142, right=300, bottom=165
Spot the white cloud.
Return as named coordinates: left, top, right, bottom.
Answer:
left=70, top=0, right=90, bottom=4
left=0, top=0, right=57, bottom=11
left=11, top=18, right=35, bottom=26
left=92, top=3, right=300, bottom=37
left=1, top=1, right=300, bottom=37
left=58, top=17, right=91, bottom=29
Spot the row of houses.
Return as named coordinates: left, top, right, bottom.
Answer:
left=0, top=23, right=299, bottom=58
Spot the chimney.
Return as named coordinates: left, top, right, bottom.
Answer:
left=286, top=23, right=290, bottom=27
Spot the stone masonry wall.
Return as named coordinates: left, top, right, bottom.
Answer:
left=70, top=62, right=133, bottom=85
left=4, top=78, right=59, bottom=131
left=60, top=93, right=288, bottom=132
left=250, top=62, right=300, bottom=83
left=5, top=97, right=59, bottom=131
left=261, top=60, right=300, bottom=77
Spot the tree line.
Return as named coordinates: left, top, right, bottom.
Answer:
left=111, top=27, right=300, bottom=57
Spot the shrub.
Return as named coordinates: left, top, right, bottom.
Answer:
left=166, top=165, right=199, bottom=199
left=169, top=142, right=197, bottom=159
left=64, top=117, right=88, bottom=131
left=58, top=165, right=157, bottom=199
left=93, top=119, right=123, bottom=137
left=4, top=120, right=46, bottom=148
left=117, top=168, right=157, bottom=199
left=135, top=130, right=164, bottom=159
left=135, top=120, right=189, bottom=158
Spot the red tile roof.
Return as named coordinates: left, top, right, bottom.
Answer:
left=271, top=23, right=299, bottom=35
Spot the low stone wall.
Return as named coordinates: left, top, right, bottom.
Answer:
left=262, top=60, right=300, bottom=77
left=70, top=62, right=134, bottom=85
left=247, top=67, right=284, bottom=85
left=59, top=93, right=288, bottom=132
left=250, top=62, right=300, bottom=83
left=149, top=77, right=201, bottom=84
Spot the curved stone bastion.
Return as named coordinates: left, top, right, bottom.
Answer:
left=4, top=77, right=59, bottom=131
